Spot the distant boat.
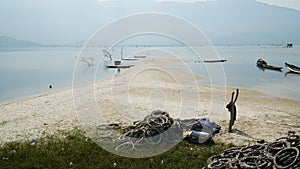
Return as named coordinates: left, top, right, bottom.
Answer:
left=256, top=58, right=282, bottom=72
left=105, top=60, right=133, bottom=69
left=121, top=58, right=138, bottom=61
left=134, top=55, right=146, bottom=59
left=103, top=47, right=135, bottom=69
left=203, top=59, right=227, bottom=63
left=285, top=62, right=300, bottom=74
left=106, top=65, right=133, bottom=69
left=120, top=46, right=138, bottom=61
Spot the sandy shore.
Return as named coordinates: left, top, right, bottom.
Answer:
left=0, top=57, right=299, bottom=146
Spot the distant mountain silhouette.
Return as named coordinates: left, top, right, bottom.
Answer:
left=75, top=0, right=300, bottom=46
left=153, top=0, right=300, bottom=45
left=0, top=36, right=41, bottom=48
left=1, top=0, right=299, bottom=45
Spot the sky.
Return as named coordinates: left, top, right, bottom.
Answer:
left=256, top=0, right=300, bottom=11
left=0, top=0, right=299, bottom=45
left=157, top=0, right=300, bottom=11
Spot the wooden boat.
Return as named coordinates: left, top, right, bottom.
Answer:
left=104, top=47, right=135, bottom=69
left=121, top=58, right=138, bottom=61
left=203, top=59, right=227, bottom=63
left=106, top=65, right=133, bottom=69
left=134, top=55, right=146, bottom=58
left=285, top=62, right=300, bottom=74
left=256, top=59, right=282, bottom=71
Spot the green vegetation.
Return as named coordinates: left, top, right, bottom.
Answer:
left=0, top=121, right=8, bottom=126
left=0, top=129, right=233, bottom=169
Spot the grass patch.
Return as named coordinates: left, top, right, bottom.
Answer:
left=0, top=129, right=234, bottom=169
left=0, top=121, right=8, bottom=126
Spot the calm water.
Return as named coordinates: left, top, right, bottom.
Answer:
left=0, top=47, right=139, bottom=103
left=0, top=47, right=78, bottom=103
left=216, top=46, right=300, bottom=101
left=0, top=46, right=300, bottom=103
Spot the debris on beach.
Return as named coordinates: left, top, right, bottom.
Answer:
left=184, top=118, right=221, bottom=145
left=120, top=110, right=175, bottom=139
left=115, top=110, right=181, bottom=151
left=30, top=139, right=37, bottom=146
left=113, top=110, right=221, bottom=151
left=205, top=130, right=300, bottom=169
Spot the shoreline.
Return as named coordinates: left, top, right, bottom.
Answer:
left=0, top=57, right=299, bottom=146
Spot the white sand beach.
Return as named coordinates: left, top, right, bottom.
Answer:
left=0, top=57, right=299, bottom=146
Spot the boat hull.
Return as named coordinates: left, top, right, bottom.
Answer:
left=257, top=64, right=283, bottom=71
left=106, top=65, right=133, bottom=68
left=285, top=62, right=300, bottom=74
left=256, top=59, right=282, bottom=71
left=203, top=59, right=227, bottom=63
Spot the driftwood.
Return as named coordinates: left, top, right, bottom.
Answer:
left=102, top=48, right=113, bottom=60
left=226, top=89, right=239, bottom=133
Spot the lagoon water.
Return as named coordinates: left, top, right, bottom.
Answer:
left=216, top=46, right=300, bottom=101
left=0, top=46, right=299, bottom=103
left=0, top=47, right=78, bottom=103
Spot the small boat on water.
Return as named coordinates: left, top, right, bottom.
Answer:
left=203, top=59, right=227, bottom=63
left=256, top=58, right=283, bottom=71
left=121, top=58, right=137, bottom=61
left=105, top=60, right=134, bottom=69
left=134, top=55, right=146, bottom=59
left=106, top=65, right=133, bottom=68
left=120, top=47, right=138, bottom=61
left=285, top=62, right=300, bottom=74
left=103, top=47, right=135, bottom=69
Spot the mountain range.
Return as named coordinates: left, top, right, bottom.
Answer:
left=0, top=0, right=299, bottom=46
left=0, top=36, right=41, bottom=48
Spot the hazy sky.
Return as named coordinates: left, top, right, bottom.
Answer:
left=257, top=0, right=300, bottom=11
left=0, top=0, right=299, bottom=44
left=157, top=0, right=300, bottom=10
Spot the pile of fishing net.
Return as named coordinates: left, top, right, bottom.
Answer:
left=115, top=110, right=181, bottom=150
left=205, top=131, right=300, bottom=169
left=120, top=110, right=175, bottom=139
left=115, top=110, right=221, bottom=151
